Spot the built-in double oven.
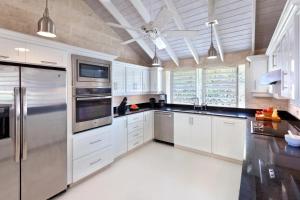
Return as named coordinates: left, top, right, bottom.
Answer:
left=72, top=55, right=112, bottom=133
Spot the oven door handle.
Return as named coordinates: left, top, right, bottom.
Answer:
left=76, top=96, right=112, bottom=101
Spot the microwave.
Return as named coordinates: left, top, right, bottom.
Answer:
left=72, top=55, right=111, bottom=88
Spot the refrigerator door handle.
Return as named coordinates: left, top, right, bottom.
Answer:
left=14, top=87, right=21, bottom=163
left=21, top=87, right=28, bottom=161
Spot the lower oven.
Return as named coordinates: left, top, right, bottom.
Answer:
left=72, top=88, right=112, bottom=133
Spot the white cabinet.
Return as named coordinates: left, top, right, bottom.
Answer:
left=212, top=117, right=246, bottom=161
left=112, top=116, right=128, bottom=158
left=112, top=61, right=126, bottom=96
left=26, top=43, right=68, bottom=67
left=247, top=55, right=270, bottom=97
left=143, top=111, right=154, bottom=142
left=174, top=113, right=212, bottom=153
left=127, top=113, right=144, bottom=151
left=72, top=126, right=113, bottom=182
left=142, top=68, right=151, bottom=94
left=126, top=65, right=143, bottom=95
left=0, top=37, right=26, bottom=63
left=150, top=67, right=163, bottom=94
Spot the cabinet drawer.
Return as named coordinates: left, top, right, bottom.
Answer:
left=128, top=122, right=143, bottom=133
left=73, top=147, right=113, bottom=182
left=128, top=129, right=143, bottom=142
left=26, top=43, right=68, bottom=67
left=0, top=37, right=26, bottom=63
left=73, top=126, right=112, bottom=160
left=128, top=136, right=143, bottom=151
left=127, top=113, right=143, bottom=124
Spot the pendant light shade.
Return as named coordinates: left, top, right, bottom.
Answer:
left=152, top=46, right=160, bottom=66
left=207, top=23, right=217, bottom=59
left=37, top=0, right=56, bottom=38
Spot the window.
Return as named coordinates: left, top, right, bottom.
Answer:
left=165, top=66, right=245, bottom=107
left=204, top=67, right=237, bottom=107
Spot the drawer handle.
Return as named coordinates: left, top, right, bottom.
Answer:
left=41, top=60, right=58, bottom=65
left=0, top=55, right=9, bottom=59
left=133, top=133, right=139, bottom=137
left=89, top=158, right=102, bottom=166
left=224, top=122, right=234, bottom=125
left=90, top=139, right=102, bottom=145
left=133, top=126, right=138, bottom=129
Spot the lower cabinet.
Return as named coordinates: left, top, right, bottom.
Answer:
left=112, top=116, right=128, bottom=158
left=127, top=113, right=144, bottom=151
left=72, top=125, right=113, bottom=182
left=212, top=117, right=246, bottom=161
left=174, top=113, right=246, bottom=161
left=174, top=113, right=212, bottom=153
left=143, top=111, right=154, bottom=143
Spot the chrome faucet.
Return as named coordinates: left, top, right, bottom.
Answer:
left=200, top=102, right=208, bottom=110
left=192, top=97, right=200, bottom=110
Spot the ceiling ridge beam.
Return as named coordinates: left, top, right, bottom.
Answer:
left=98, top=0, right=154, bottom=58
left=208, top=0, right=224, bottom=61
left=163, top=0, right=200, bottom=64
left=129, top=0, right=179, bottom=66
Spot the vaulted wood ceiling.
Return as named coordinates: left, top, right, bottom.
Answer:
left=85, top=0, right=267, bottom=65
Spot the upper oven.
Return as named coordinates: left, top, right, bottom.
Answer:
left=72, top=55, right=111, bottom=88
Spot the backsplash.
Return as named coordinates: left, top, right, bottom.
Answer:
left=113, top=95, right=159, bottom=107
left=288, top=102, right=300, bottom=120
left=245, top=96, right=289, bottom=111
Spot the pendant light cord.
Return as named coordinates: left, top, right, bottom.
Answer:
left=210, top=23, right=213, bottom=45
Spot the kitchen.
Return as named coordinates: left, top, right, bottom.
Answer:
left=0, top=0, right=300, bottom=200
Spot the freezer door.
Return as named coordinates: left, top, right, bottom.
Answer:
left=0, top=65, right=20, bottom=200
left=20, top=67, right=67, bottom=200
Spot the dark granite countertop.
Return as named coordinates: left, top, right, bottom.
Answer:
left=239, top=118, right=300, bottom=200
left=114, top=103, right=300, bottom=199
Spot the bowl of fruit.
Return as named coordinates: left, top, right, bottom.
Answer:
left=130, top=104, right=139, bottom=111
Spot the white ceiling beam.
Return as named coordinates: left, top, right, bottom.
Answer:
left=129, top=0, right=179, bottom=66
left=208, top=0, right=224, bottom=61
left=99, top=0, right=154, bottom=58
left=163, top=0, right=200, bottom=64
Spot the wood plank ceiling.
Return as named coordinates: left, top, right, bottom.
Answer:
left=88, top=0, right=254, bottom=65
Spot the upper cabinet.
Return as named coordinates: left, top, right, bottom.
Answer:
left=126, top=64, right=143, bottom=95
left=111, top=61, right=163, bottom=96
left=266, top=1, right=300, bottom=102
left=247, top=55, right=270, bottom=97
left=112, top=61, right=126, bottom=96
left=0, top=37, right=26, bottom=63
left=26, top=43, right=68, bottom=67
left=150, top=67, right=163, bottom=94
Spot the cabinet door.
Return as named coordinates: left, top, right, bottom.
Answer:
left=174, top=113, right=191, bottom=147
left=142, top=69, right=150, bottom=94
left=212, top=117, right=246, bottom=161
left=112, top=62, right=126, bottom=96
left=0, top=37, right=26, bottom=62
left=143, top=111, right=154, bottom=142
left=26, top=43, right=67, bottom=67
left=150, top=67, right=163, bottom=94
left=112, top=117, right=128, bottom=158
left=126, top=66, right=142, bottom=95
left=191, top=115, right=212, bottom=153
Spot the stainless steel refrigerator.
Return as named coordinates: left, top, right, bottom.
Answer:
left=0, top=63, right=67, bottom=200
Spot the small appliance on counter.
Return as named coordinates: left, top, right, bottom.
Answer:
left=158, top=94, right=167, bottom=108
left=117, top=97, right=128, bottom=115
left=149, top=98, right=156, bottom=108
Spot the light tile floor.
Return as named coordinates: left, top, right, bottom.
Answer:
left=56, top=142, right=242, bottom=200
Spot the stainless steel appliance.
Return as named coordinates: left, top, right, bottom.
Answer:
left=154, top=111, right=174, bottom=144
left=72, top=55, right=113, bottom=133
left=158, top=94, right=167, bottom=108
left=0, top=63, right=67, bottom=200
left=72, top=54, right=111, bottom=88
left=72, top=87, right=112, bottom=133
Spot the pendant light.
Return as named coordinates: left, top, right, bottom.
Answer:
left=152, top=45, right=160, bottom=66
left=37, top=0, right=56, bottom=38
left=207, top=23, right=217, bottom=59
